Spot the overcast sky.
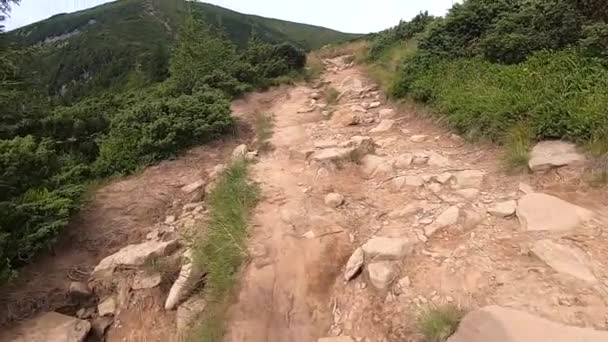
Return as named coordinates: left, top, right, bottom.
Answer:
left=4, top=0, right=459, bottom=33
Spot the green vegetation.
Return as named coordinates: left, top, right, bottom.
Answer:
left=367, top=0, right=608, bottom=150
left=0, top=0, right=316, bottom=283
left=190, top=159, right=260, bottom=341
left=325, top=87, right=340, bottom=106
left=503, top=125, right=532, bottom=173
left=417, top=305, right=463, bottom=342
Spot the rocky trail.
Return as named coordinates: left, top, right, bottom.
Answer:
left=3, top=56, right=608, bottom=341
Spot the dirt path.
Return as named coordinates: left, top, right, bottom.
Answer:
left=224, top=57, right=608, bottom=341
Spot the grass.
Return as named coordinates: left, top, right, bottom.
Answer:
left=366, top=40, right=418, bottom=93
left=317, top=40, right=369, bottom=60
left=417, top=305, right=464, bottom=342
left=304, top=52, right=325, bottom=82
left=253, top=112, right=274, bottom=153
left=503, top=125, right=532, bottom=173
left=325, top=87, right=340, bottom=106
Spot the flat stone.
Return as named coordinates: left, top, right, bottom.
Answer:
left=435, top=172, right=453, bottom=184
left=361, top=237, right=414, bottom=261
left=98, top=297, right=116, bottom=317
left=412, top=153, right=429, bottom=165
left=427, top=152, right=450, bottom=167
left=425, top=206, right=459, bottom=237
left=91, top=316, right=113, bottom=340
left=318, top=337, right=355, bottom=342
left=370, top=119, right=395, bottom=133
left=181, top=179, right=205, bottom=194
left=394, top=153, right=413, bottom=169
left=165, top=250, right=204, bottom=310
left=232, top=144, right=248, bottom=159
left=132, top=272, right=162, bottom=290
left=68, top=282, right=91, bottom=300
left=529, top=141, right=585, bottom=172
left=532, top=239, right=597, bottom=284
left=405, top=176, right=424, bottom=188
left=312, top=147, right=355, bottom=163
left=367, top=261, right=397, bottom=290
left=488, top=200, right=517, bottom=218
left=410, top=135, right=428, bottom=142
left=379, top=108, right=396, bottom=119
left=344, top=247, right=365, bottom=281
left=350, top=104, right=367, bottom=113
left=517, top=193, right=593, bottom=232
left=314, top=139, right=339, bottom=149
left=369, top=101, right=382, bottom=108
left=428, top=183, right=442, bottom=193
left=176, top=296, right=207, bottom=331
left=330, top=109, right=360, bottom=127
left=1, top=312, right=91, bottom=342
left=448, top=305, right=608, bottom=342
left=463, top=210, right=485, bottom=230
left=388, top=202, right=424, bottom=219
left=361, top=154, right=393, bottom=178
left=454, top=170, right=485, bottom=189
left=325, top=193, right=345, bottom=208
left=93, top=240, right=179, bottom=278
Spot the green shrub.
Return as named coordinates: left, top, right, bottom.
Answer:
left=417, top=305, right=463, bottom=342
left=95, top=89, right=233, bottom=176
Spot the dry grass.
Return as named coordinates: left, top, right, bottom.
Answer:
left=417, top=305, right=464, bottom=342
left=317, top=40, right=368, bottom=61
left=253, top=112, right=274, bottom=153
left=502, top=125, right=532, bottom=173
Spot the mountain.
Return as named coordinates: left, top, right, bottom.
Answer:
left=5, top=0, right=358, bottom=101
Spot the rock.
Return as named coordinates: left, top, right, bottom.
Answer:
left=454, top=170, right=485, bottom=189
left=165, top=250, right=204, bottom=310
left=488, top=200, right=517, bottom=218
left=405, top=176, right=424, bottom=188
left=394, top=153, right=413, bottom=169
left=412, top=154, right=429, bottom=165
left=209, top=164, right=225, bottom=179
left=361, top=237, right=414, bottom=261
left=2, top=312, right=91, bottom=342
left=455, top=188, right=480, bottom=200
left=313, top=137, right=375, bottom=165
left=176, top=296, right=207, bottom=331
left=310, top=92, right=321, bottom=100
left=422, top=174, right=433, bottom=183
left=330, top=109, right=360, bottom=128
left=361, top=155, right=393, bottom=178
left=410, top=135, right=428, bottom=142
left=379, top=108, right=396, bottom=119
left=367, top=261, right=397, bottom=290
left=76, top=308, right=94, bottom=319
left=518, top=182, right=534, bottom=194
left=448, top=305, right=608, bottom=342
left=529, top=141, right=585, bottom=172
left=428, top=183, right=442, bottom=193
left=339, top=136, right=376, bottom=157
left=132, top=272, right=162, bottom=290
left=181, top=179, right=205, bottom=194
left=232, top=144, right=248, bottom=160
left=398, top=276, right=411, bottom=289
left=425, top=206, right=459, bottom=237
left=98, top=297, right=116, bottom=317
left=435, top=172, right=453, bottom=184
left=344, top=247, right=365, bottom=281
left=517, top=193, right=593, bottom=232
left=314, top=139, right=339, bottom=149
left=463, top=210, right=485, bottom=230
left=369, top=119, right=395, bottom=133
left=531, top=240, right=597, bottom=284
left=165, top=215, right=176, bottom=224
left=245, top=151, right=258, bottom=161
left=318, top=337, right=355, bottom=342
left=427, top=152, right=450, bottom=167
left=91, top=316, right=113, bottom=340
left=369, top=101, right=382, bottom=109
left=68, top=282, right=91, bottom=300
left=350, top=104, right=367, bottom=113
left=388, top=202, right=424, bottom=219
left=312, top=147, right=356, bottom=164
left=93, top=240, right=179, bottom=278
left=325, top=193, right=345, bottom=208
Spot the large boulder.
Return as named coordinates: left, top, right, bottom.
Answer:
left=165, top=250, right=205, bottom=310
left=531, top=240, right=597, bottom=284
left=361, top=237, right=414, bottom=261
left=517, top=193, right=593, bottom=232
left=1, top=312, right=91, bottom=342
left=448, top=305, right=608, bottom=342
left=93, top=240, right=179, bottom=278
left=529, top=141, right=585, bottom=172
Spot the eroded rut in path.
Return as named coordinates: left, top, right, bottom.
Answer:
left=226, top=56, right=608, bottom=342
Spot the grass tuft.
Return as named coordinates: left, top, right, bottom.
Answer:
left=325, top=87, right=340, bottom=106
left=189, top=159, right=260, bottom=341
left=417, top=304, right=463, bottom=342
left=503, top=125, right=532, bottom=173
left=253, top=112, right=274, bottom=153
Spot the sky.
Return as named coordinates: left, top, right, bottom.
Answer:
left=3, top=0, right=459, bottom=33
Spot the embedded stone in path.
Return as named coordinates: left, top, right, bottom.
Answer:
left=531, top=239, right=597, bottom=284
left=517, top=193, right=593, bottom=232
left=361, top=154, right=393, bottom=178
left=448, top=305, right=608, bottom=342
left=454, top=170, right=485, bottom=189
left=488, top=200, right=517, bottom=218
left=410, top=135, right=428, bottom=143
left=425, top=206, right=459, bottom=237
left=361, top=237, right=414, bottom=261
left=367, top=261, right=397, bottom=290
left=394, top=153, right=413, bottom=169
left=1, top=312, right=92, bottom=342
left=344, top=247, right=365, bottom=281
left=369, top=119, right=395, bottom=133
left=330, top=109, right=360, bottom=128
left=93, top=240, right=179, bottom=278
left=529, top=140, right=585, bottom=172
left=379, top=108, right=396, bottom=119
left=427, top=151, right=450, bottom=167
left=388, top=202, right=424, bottom=219
left=324, top=193, right=345, bottom=208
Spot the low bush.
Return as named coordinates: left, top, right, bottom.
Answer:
left=417, top=305, right=463, bottom=342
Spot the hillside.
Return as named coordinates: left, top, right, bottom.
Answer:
left=6, top=0, right=358, bottom=100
